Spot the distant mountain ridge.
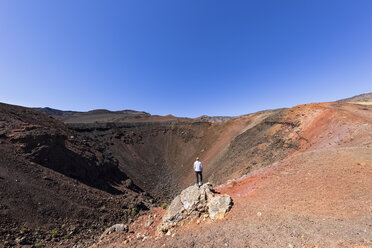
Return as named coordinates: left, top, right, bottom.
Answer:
left=33, top=107, right=152, bottom=123
left=33, top=107, right=237, bottom=123
left=338, top=92, right=372, bottom=102
left=33, top=107, right=150, bottom=116
left=32, top=107, right=80, bottom=116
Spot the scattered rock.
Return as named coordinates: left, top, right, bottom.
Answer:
left=100, top=224, right=128, bottom=239
left=145, top=216, right=153, bottom=227
left=226, top=180, right=236, bottom=188
left=0, top=204, right=8, bottom=210
left=358, top=162, right=367, bottom=167
left=124, top=179, right=133, bottom=188
left=15, top=236, right=31, bottom=245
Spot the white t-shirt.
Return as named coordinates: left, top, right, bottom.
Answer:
left=193, top=160, right=203, bottom=172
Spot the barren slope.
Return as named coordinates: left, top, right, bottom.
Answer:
left=65, top=108, right=302, bottom=202
left=0, top=103, right=153, bottom=247
left=92, top=102, right=372, bottom=248
left=339, top=92, right=372, bottom=105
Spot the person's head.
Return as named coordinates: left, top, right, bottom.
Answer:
left=196, top=157, right=199, bottom=161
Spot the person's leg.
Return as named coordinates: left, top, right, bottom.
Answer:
left=195, top=171, right=199, bottom=185
left=200, top=172, right=203, bottom=185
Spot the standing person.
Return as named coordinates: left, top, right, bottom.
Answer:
left=193, top=157, right=203, bottom=187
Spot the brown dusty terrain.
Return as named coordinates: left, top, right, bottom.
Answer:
left=0, top=103, right=154, bottom=247
left=91, top=102, right=372, bottom=248
left=2, top=99, right=372, bottom=247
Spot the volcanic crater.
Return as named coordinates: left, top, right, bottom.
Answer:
left=1, top=93, right=372, bottom=247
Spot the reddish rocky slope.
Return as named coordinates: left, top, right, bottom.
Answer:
left=2, top=99, right=371, bottom=247
left=92, top=102, right=372, bottom=247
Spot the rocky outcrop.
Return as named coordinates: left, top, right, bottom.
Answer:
left=196, top=115, right=236, bottom=123
left=100, top=224, right=128, bottom=239
left=207, top=194, right=232, bottom=220
left=157, top=183, right=233, bottom=235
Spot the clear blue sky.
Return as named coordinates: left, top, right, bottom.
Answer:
left=0, top=0, right=371, bottom=117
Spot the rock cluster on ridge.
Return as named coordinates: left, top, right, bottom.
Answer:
left=157, top=183, right=233, bottom=235
left=100, top=224, right=128, bottom=240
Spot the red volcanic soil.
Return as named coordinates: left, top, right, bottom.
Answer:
left=91, top=102, right=372, bottom=248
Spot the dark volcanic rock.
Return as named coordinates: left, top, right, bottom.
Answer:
left=0, top=102, right=154, bottom=247
left=33, top=107, right=151, bottom=124
left=32, top=107, right=80, bottom=116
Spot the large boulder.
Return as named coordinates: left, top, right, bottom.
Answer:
left=208, top=194, right=232, bottom=220
left=157, top=183, right=233, bottom=235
